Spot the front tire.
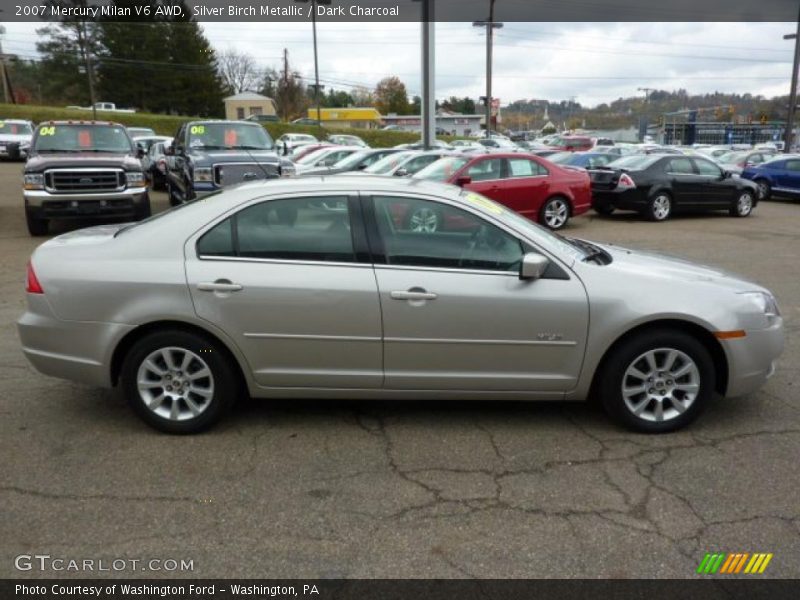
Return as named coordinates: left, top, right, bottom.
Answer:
left=121, top=330, right=240, bottom=434
left=135, top=194, right=152, bottom=221
left=25, top=209, right=48, bottom=236
left=730, top=190, right=754, bottom=217
left=167, top=181, right=182, bottom=207
left=540, top=196, right=571, bottom=230
left=754, top=179, right=771, bottom=200
left=598, top=329, right=715, bottom=433
left=646, top=193, right=672, bottom=222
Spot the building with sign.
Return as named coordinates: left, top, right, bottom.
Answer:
left=224, top=92, right=278, bottom=121
left=381, top=111, right=483, bottom=136
left=305, top=107, right=383, bottom=129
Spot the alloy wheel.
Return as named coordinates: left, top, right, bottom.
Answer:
left=621, top=348, right=700, bottom=423
left=544, top=198, right=569, bottom=229
left=408, top=207, right=440, bottom=232
left=737, top=192, right=753, bottom=216
left=136, top=347, right=215, bottom=421
left=756, top=181, right=769, bottom=199
left=651, top=195, right=671, bottom=220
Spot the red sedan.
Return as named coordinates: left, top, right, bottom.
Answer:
left=413, top=152, right=591, bottom=229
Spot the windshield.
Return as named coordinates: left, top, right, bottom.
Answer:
left=364, top=151, right=416, bottom=174
left=717, top=151, right=747, bottom=163
left=34, top=124, right=133, bottom=153
left=607, top=154, right=661, bottom=170
left=188, top=123, right=274, bottom=150
left=128, top=127, right=156, bottom=137
left=0, top=121, right=32, bottom=135
left=414, top=156, right=469, bottom=181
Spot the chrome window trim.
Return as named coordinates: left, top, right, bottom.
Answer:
left=373, top=263, right=518, bottom=277
left=196, top=255, right=371, bottom=269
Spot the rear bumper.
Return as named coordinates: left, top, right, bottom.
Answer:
left=24, top=188, right=149, bottom=219
left=592, top=188, right=647, bottom=210
left=722, top=319, right=784, bottom=398
left=17, top=295, right=130, bottom=387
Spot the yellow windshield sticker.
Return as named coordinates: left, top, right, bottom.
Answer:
left=464, top=192, right=505, bottom=215
left=190, top=125, right=205, bottom=135
left=0, top=122, right=4, bottom=127
left=39, top=126, right=56, bottom=136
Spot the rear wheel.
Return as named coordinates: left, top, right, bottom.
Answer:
left=25, top=209, right=48, bottom=236
left=754, top=179, right=771, bottom=200
left=598, top=329, right=715, bottom=433
left=121, top=330, right=240, bottom=434
left=135, top=195, right=152, bottom=221
left=730, top=190, right=754, bottom=217
left=540, top=196, right=571, bottom=230
left=646, top=193, right=672, bottom=222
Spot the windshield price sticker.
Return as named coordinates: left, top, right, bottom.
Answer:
left=190, top=125, right=206, bottom=135
left=39, top=126, right=56, bottom=136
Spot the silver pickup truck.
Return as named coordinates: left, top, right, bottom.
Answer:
left=23, top=121, right=150, bottom=236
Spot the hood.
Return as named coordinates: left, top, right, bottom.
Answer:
left=25, top=153, right=141, bottom=172
left=594, top=241, right=761, bottom=292
left=187, top=148, right=280, bottom=164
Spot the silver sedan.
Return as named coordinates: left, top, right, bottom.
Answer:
left=18, top=176, right=783, bottom=433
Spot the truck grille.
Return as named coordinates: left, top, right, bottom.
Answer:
left=45, top=169, right=125, bottom=193
left=213, top=163, right=278, bottom=186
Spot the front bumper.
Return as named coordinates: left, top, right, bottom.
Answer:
left=24, top=187, right=148, bottom=219
left=722, top=318, right=784, bottom=397
left=17, top=295, right=131, bottom=388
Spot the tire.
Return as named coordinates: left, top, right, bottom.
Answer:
left=730, top=190, right=754, bottom=218
left=25, top=209, right=48, bottom=236
left=754, top=179, right=771, bottom=201
left=598, top=329, right=715, bottom=433
left=539, top=196, right=571, bottom=230
left=645, top=192, right=672, bottom=222
left=593, top=203, right=615, bottom=216
left=120, top=330, right=240, bottom=434
left=166, top=181, right=182, bottom=207
left=135, top=194, right=152, bottom=221
left=405, top=204, right=443, bottom=233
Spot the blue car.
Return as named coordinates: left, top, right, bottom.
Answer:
left=741, top=155, right=800, bottom=200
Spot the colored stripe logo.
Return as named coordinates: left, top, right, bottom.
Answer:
left=697, top=552, right=773, bottom=574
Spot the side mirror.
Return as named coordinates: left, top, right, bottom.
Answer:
left=455, top=175, right=472, bottom=186
left=356, top=163, right=368, bottom=170
left=394, top=168, right=409, bottom=177
left=519, top=252, right=549, bottom=280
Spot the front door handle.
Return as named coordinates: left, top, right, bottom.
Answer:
left=197, top=279, right=243, bottom=292
left=391, top=289, right=438, bottom=301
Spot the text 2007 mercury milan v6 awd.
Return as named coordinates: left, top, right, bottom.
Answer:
left=17, top=176, right=783, bottom=434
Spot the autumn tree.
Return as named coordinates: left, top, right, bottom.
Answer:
left=374, top=76, right=410, bottom=115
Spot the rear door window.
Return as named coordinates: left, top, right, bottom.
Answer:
left=666, top=158, right=695, bottom=174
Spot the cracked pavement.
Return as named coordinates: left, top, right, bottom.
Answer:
left=0, top=164, right=798, bottom=578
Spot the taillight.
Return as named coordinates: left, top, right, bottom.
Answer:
left=26, top=261, right=44, bottom=294
left=617, top=173, right=636, bottom=190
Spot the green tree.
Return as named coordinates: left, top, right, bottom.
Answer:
left=374, top=76, right=410, bottom=115
left=441, top=96, right=476, bottom=114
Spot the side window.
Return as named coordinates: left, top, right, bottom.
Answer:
left=587, top=155, right=611, bottom=168
left=197, top=196, right=355, bottom=263
left=362, top=152, right=387, bottom=167
left=666, top=158, right=694, bottom=174
left=467, top=158, right=504, bottom=181
left=694, top=159, right=722, bottom=177
left=785, top=160, right=800, bottom=172
left=404, top=154, right=438, bottom=173
left=508, top=158, right=539, bottom=177
left=372, top=196, right=523, bottom=272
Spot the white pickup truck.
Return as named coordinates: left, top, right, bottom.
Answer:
left=65, top=102, right=136, bottom=114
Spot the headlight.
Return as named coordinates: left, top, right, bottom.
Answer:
left=740, top=291, right=780, bottom=317
left=280, top=163, right=296, bottom=178
left=125, top=171, right=145, bottom=186
left=23, top=173, right=44, bottom=190
left=193, top=167, right=213, bottom=183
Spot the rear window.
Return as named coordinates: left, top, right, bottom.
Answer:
left=608, top=155, right=661, bottom=170
left=414, top=156, right=470, bottom=181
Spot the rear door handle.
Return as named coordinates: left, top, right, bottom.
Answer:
left=390, top=289, right=438, bottom=301
left=197, top=280, right=243, bottom=292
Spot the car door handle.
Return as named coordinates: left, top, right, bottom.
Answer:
left=390, top=289, right=438, bottom=301
left=197, top=280, right=243, bottom=292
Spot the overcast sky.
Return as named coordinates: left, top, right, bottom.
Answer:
left=1, top=21, right=795, bottom=107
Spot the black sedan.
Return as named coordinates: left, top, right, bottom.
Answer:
left=589, top=154, right=759, bottom=221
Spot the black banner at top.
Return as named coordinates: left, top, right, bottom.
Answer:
left=0, top=0, right=797, bottom=23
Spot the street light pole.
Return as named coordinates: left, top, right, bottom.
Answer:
left=474, top=0, right=502, bottom=138
left=420, top=0, right=435, bottom=149
left=296, top=0, right=329, bottom=127
left=783, top=4, right=800, bottom=153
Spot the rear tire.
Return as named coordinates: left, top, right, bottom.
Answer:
left=598, top=329, right=715, bottom=433
left=25, top=209, right=48, bottom=236
left=540, top=196, right=571, bottom=230
left=645, top=192, right=672, bottom=222
left=730, top=190, right=754, bottom=217
left=121, top=330, right=240, bottom=434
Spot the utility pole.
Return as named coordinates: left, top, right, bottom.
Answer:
left=783, top=5, right=800, bottom=153
left=637, top=87, right=655, bottom=103
left=0, top=26, right=9, bottom=104
left=76, top=21, right=97, bottom=120
left=638, top=87, right=655, bottom=142
left=419, top=0, right=435, bottom=148
left=473, top=0, right=502, bottom=137
left=296, top=0, right=330, bottom=127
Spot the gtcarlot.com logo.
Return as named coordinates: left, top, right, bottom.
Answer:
left=697, top=552, right=773, bottom=575
left=14, top=554, right=194, bottom=572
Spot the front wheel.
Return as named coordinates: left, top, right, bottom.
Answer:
left=121, top=330, right=240, bottom=434
left=25, top=209, right=48, bottom=236
left=646, top=193, right=672, bottom=222
left=166, top=181, right=182, bottom=207
left=598, top=330, right=715, bottom=433
left=730, top=190, right=754, bottom=217
left=754, top=179, right=771, bottom=200
left=135, top=195, right=152, bottom=221
left=540, top=196, right=571, bottom=230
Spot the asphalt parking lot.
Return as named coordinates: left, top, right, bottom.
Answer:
left=1, top=161, right=798, bottom=579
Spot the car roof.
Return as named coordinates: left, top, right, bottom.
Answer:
left=0, top=118, right=33, bottom=124
left=39, top=120, right=124, bottom=127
